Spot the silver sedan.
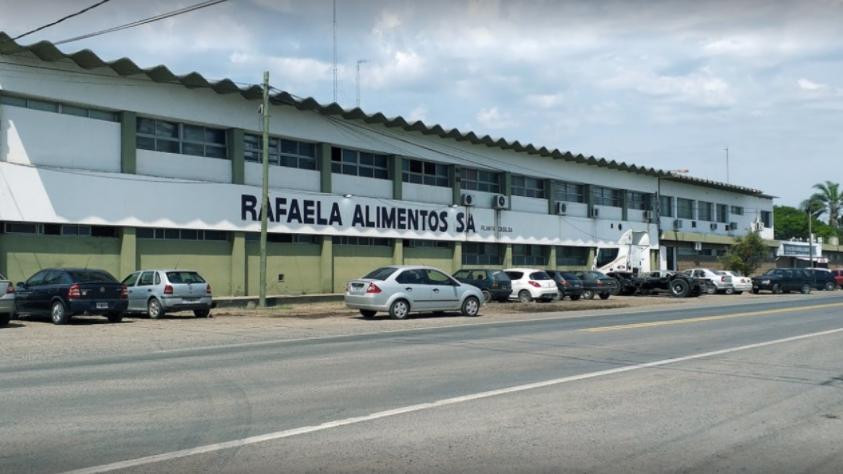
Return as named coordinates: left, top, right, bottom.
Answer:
left=0, top=273, right=14, bottom=326
left=345, top=265, right=484, bottom=319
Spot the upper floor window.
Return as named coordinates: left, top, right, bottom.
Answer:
left=331, top=147, right=390, bottom=179
left=512, top=244, right=548, bottom=266
left=403, top=239, right=451, bottom=249
left=553, top=182, right=585, bottom=203
left=716, top=204, right=729, bottom=223
left=461, top=168, right=501, bottom=193
left=511, top=175, right=545, bottom=198
left=592, top=186, right=621, bottom=207
left=137, top=118, right=227, bottom=159
left=244, top=134, right=318, bottom=170
left=334, top=236, right=391, bottom=246
left=556, top=246, right=589, bottom=266
left=462, top=242, right=502, bottom=265
left=677, top=198, right=695, bottom=219
left=137, top=228, right=228, bottom=241
left=1, top=221, right=116, bottom=237
left=0, top=94, right=119, bottom=122
left=402, top=159, right=449, bottom=187
left=760, top=210, right=772, bottom=228
left=698, top=201, right=713, bottom=221
left=659, top=195, right=674, bottom=217
left=627, top=191, right=652, bottom=210
left=730, top=205, right=744, bottom=216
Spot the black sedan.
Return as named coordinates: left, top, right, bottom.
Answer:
left=571, top=271, right=619, bottom=300
left=14, top=268, right=127, bottom=324
left=547, top=271, right=584, bottom=300
left=751, top=268, right=813, bottom=294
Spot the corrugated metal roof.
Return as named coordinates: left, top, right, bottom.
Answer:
left=0, top=32, right=770, bottom=198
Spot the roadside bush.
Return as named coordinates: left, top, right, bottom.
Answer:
left=720, top=231, right=766, bottom=276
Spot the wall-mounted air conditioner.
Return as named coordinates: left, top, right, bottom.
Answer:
left=492, top=194, right=508, bottom=209
left=673, top=219, right=683, bottom=229
left=589, top=207, right=600, bottom=218
left=460, top=193, right=475, bottom=206
left=555, top=201, right=567, bottom=215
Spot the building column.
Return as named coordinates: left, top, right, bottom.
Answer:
left=230, top=232, right=246, bottom=296
left=586, top=247, right=596, bottom=268
left=320, top=144, right=332, bottom=193
left=545, top=179, right=555, bottom=214
left=391, top=156, right=403, bottom=200
left=393, top=238, right=404, bottom=265
left=320, top=235, right=333, bottom=293
left=228, top=128, right=245, bottom=185
left=503, top=244, right=513, bottom=268
left=452, top=241, right=463, bottom=270
left=584, top=184, right=594, bottom=217
left=119, top=227, right=137, bottom=278
left=120, top=111, right=137, bottom=174
left=503, top=172, right=512, bottom=199
left=450, top=165, right=461, bottom=205
left=548, top=245, right=557, bottom=270
left=621, top=190, right=629, bottom=221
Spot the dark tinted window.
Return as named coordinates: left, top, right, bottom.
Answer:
left=122, top=273, right=140, bottom=286
left=505, top=271, right=524, bottom=280
left=166, top=271, right=206, bottom=284
left=561, top=272, right=579, bottom=280
left=596, top=248, right=620, bottom=268
left=44, top=271, right=72, bottom=285
left=138, top=272, right=155, bottom=286
left=363, top=267, right=398, bottom=280
left=493, top=271, right=510, bottom=282
left=26, top=270, right=48, bottom=286
left=529, top=271, right=551, bottom=280
left=396, top=269, right=426, bottom=284
left=67, top=270, right=116, bottom=282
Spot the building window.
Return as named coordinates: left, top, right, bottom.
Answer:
left=462, top=242, right=502, bottom=265
left=627, top=191, right=652, bottom=210
left=137, top=117, right=227, bottom=159
left=556, top=246, right=589, bottom=266
left=0, top=93, right=119, bottom=122
left=677, top=198, right=695, bottom=220
left=730, top=205, right=744, bottom=216
left=716, top=204, right=729, bottom=223
left=244, top=233, right=319, bottom=244
left=513, top=244, right=548, bottom=266
left=1, top=222, right=115, bottom=237
left=511, top=175, right=545, bottom=198
left=592, top=186, right=621, bottom=207
left=553, top=182, right=585, bottom=203
left=760, top=210, right=772, bottom=228
left=402, top=159, right=449, bottom=187
left=137, top=228, right=229, bottom=241
left=698, top=201, right=713, bottom=221
left=659, top=195, right=674, bottom=217
left=244, top=134, right=318, bottom=170
left=461, top=168, right=501, bottom=193
left=334, top=236, right=391, bottom=246
left=403, top=239, right=451, bottom=249
left=330, top=147, right=390, bottom=179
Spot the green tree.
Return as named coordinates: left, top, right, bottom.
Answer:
left=807, top=181, right=842, bottom=229
left=774, top=205, right=837, bottom=241
left=720, top=231, right=767, bottom=276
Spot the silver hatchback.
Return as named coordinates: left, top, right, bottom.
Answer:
left=122, top=270, right=213, bottom=318
left=345, top=265, right=484, bottom=319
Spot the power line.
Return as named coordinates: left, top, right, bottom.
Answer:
left=52, top=0, right=229, bottom=46
left=11, top=0, right=113, bottom=41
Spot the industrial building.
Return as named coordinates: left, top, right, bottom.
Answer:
left=0, top=33, right=793, bottom=296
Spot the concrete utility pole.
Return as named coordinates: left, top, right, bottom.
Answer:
left=259, top=70, right=270, bottom=307
left=725, top=147, right=730, bottom=183
left=355, top=59, right=367, bottom=108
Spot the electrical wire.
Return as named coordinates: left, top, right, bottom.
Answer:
left=53, top=0, right=229, bottom=46
left=11, top=0, right=113, bottom=41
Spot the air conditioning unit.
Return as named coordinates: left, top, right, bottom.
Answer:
left=555, top=201, right=567, bottom=215
left=589, top=207, right=600, bottom=218
left=728, top=222, right=738, bottom=231
left=460, top=193, right=475, bottom=206
left=673, top=219, right=683, bottom=229
left=642, top=210, right=653, bottom=222
left=752, top=221, right=763, bottom=232
left=691, top=220, right=697, bottom=228
left=492, top=194, right=508, bottom=209
left=709, top=222, right=718, bottom=231
left=694, top=242, right=703, bottom=251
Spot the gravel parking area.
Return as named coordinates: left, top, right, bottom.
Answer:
left=0, top=292, right=834, bottom=366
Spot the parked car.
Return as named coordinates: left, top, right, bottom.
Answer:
left=751, top=268, right=813, bottom=294
left=14, top=268, right=127, bottom=325
left=547, top=271, right=584, bottom=300
left=122, top=269, right=213, bottom=318
left=718, top=271, right=752, bottom=294
left=453, top=269, right=512, bottom=302
left=0, top=272, right=14, bottom=326
left=832, top=269, right=843, bottom=288
left=571, top=271, right=619, bottom=300
left=805, top=268, right=838, bottom=291
left=504, top=268, right=559, bottom=303
left=684, top=268, right=735, bottom=294
left=345, top=265, right=483, bottom=319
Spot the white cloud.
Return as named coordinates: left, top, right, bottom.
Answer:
left=475, top=107, right=516, bottom=130
left=602, top=69, right=735, bottom=108
left=407, top=105, right=428, bottom=123
left=525, top=93, right=566, bottom=109
left=797, top=78, right=827, bottom=91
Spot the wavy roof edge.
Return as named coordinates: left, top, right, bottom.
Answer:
left=0, top=32, right=771, bottom=198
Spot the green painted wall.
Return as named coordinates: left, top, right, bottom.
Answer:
left=120, top=227, right=137, bottom=277
left=137, top=239, right=232, bottom=296
left=231, top=232, right=246, bottom=296
left=404, top=246, right=454, bottom=273
left=0, top=234, right=121, bottom=283
left=245, top=241, right=321, bottom=296
left=332, top=244, right=393, bottom=292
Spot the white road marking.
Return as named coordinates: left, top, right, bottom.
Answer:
left=63, top=326, right=843, bottom=474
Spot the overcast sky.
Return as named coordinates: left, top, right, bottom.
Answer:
left=3, top=0, right=843, bottom=206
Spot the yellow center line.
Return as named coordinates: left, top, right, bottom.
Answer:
left=582, top=302, right=843, bottom=333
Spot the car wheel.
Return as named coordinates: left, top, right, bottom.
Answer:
left=801, top=284, right=811, bottom=294
left=147, top=298, right=164, bottom=319
left=772, top=283, right=783, bottom=294
left=517, top=290, right=533, bottom=303
left=0, top=313, right=9, bottom=327
left=825, top=282, right=836, bottom=291
left=598, top=293, right=610, bottom=300
left=752, top=288, right=760, bottom=294
left=461, top=296, right=480, bottom=317
left=51, top=300, right=70, bottom=325
left=389, top=299, right=410, bottom=320
left=724, top=288, right=735, bottom=295
left=106, top=312, right=123, bottom=323
left=359, top=309, right=376, bottom=319
left=481, top=290, right=492, bottom=303
left=705, top=285, right=716, bottom=295
left=569, top=295, right=581, bottom=301
left=193, top=309, right=210, bottom=318
left=582, top=290, right=595, bottom=300
left=670, top=279, right=690, bottom=298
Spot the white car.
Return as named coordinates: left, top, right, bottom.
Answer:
left=719, top=271, right=751, bottom=294
left=685, top=268, right=735, bottom=294
left=504, top=268, right=559, bottom=303
left=0, top=273, right=13, bottom=326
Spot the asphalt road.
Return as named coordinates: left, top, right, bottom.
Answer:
left=2, top=295, right=843, bottom=473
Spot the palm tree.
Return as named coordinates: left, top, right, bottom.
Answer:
left=807, top=181, right=841, bottom=229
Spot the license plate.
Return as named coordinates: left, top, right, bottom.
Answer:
left=96, top=302, right=109, bottom=309
left=183, top=297, right=198, bottom=302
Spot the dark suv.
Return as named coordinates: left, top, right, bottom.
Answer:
left=751, top=268, right=813, bottom=294
left=805, top=269, right=838, bottom=291
left=453, top=269, right=512, bottom=302
left=547, top=271, right=584, bottom=300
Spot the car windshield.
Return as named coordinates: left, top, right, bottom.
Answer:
left=762, top=269, right=777, bottom=276
left=67, top=270, right=116, bottom=283
left=530, top=271, right=551, bottom=280
left=166, top=271, right=206, bottom=284
left=492, top=271, right=510, bottom=281
left=363, top=267, right=398, bottom=280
